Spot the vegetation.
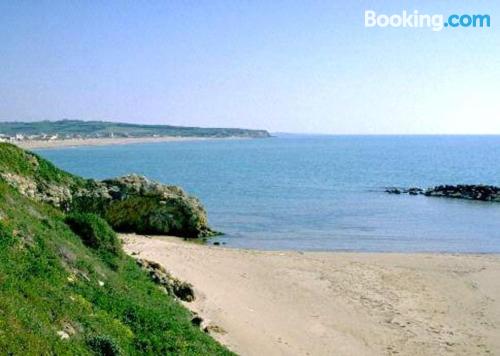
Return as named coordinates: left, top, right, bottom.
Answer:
left=0, top=143, right=233, bottom=355
left=86, top=334, right=122, bottom=355
left=0, top=142, right=217, bottom=238
left=65, top=213, right=122, bottom=268
left=71, top=176, right=218, bottom=238
left=0, top=142, right=82, bottom=186
left=102, top=194, right=211, bottom=238
left=0, top=119, right=271, bottom=138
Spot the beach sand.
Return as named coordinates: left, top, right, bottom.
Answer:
left=122, top=234, right=500, bottom=356
left=13, top=136, right=241, bottom=150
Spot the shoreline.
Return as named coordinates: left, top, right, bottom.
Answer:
left=11, top=136, right=250, bottom=150
left=122, top=233, right=500, bottom=356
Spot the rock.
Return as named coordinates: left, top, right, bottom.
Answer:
left=57, top=330, right=70, bottom=340
left=173, top=281, right=196, bottom=302
left=191, top=316, right=204, bottom=327
left=407, top=187, right=423, bottom=195
left=0, top=172, right=72, bottom=209
left=425, top=185, right=500, bottom=202
left=204, top=324, right=227, bottom=335
left=385, top=187, right=424, bottom=195
left=136, top=258, right=195, bottom=302
left=72, top=174, right=218, bottom=238
left=61, top=321, right=77, bottom=337
left=386, top=184, right=500, bottom=203
left=213, top=242, right=220, bottom=246
left=385, top=187, right=401, bottom=194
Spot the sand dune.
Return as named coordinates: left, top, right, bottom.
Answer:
left=122, top=234, right=500, bottom=356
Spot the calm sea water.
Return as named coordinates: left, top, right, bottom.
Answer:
left=37, top=135, right=500, bottom=253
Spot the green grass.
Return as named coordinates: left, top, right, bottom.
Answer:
left=65, top=213, right=122, bottom=269
left=0, top=142, right=84, bottom=187
left=0, top=177, right=232, bottom=354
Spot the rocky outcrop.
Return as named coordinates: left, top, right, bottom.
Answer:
left=136, top=258, right=195, bottom=302
left=1, top=172, right=216, bottom=238
left=71, top=175, right=217, bottom=238
left=385, top=187, right=423, bottom=195
left=0, top=172, right=73, bottom=208
left=0, top=144, right=217, bottom=238
left=424, top=185, right=500, bottom=202
left=385, top=185, right=500, bottom=202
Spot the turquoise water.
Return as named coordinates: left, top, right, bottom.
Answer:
left=37, top=135, right=500, bottom=253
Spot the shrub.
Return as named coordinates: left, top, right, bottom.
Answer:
left=87, top=335, right=122, bottom=356
left=0, top=222, right=15, bottom=248
left=65, top=213, right=122, bottom=264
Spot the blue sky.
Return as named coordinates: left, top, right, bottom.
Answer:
left=0, top=1, right=499, bottom=134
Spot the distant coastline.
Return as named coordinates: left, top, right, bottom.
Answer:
left=13, top=135, right=252, bottom=150
left=0, top=119, right=271, bottom=145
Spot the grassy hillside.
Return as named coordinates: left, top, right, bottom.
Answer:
left=0, top=141, right=82, bottom=186
left=0, top=119, right=271, bottom=138
left=0, top=144, right=232, bottom=355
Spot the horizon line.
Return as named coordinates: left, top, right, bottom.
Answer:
left=1, top=119, right=500, bottom=136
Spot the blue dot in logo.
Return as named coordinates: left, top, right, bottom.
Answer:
left=444, top=22, right=448, bottom=27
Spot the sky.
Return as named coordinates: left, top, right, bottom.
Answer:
left=0, top=0, right=499, bottom=134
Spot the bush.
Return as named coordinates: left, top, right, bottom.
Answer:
left=65, top=213, right=122, bottom=264
left=87, top=335, right=122, bottom=356
left=0, top=222, right=15, bottom=248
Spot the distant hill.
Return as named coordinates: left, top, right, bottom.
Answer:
left=0, top=119, right=271, bottom=139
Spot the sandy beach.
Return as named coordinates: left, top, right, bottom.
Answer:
left=13, top=136, right=239, bottom=150
left=122, top=234, right=500, bottom=356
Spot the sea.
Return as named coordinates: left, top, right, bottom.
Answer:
left=37, top=135, right=500, bottom=253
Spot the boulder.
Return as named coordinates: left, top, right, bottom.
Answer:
left=71, top=174, right=217, bottom=238
left=385, top=187, right=402, bottom=194
left=136, top=258, right=195, bottom=302
left=385, top=187, right=424, bottom=195
left=407, top=187, right=423, bottom=195
left=0, top=172, right=72, bottom=208
left=425, top=185, right=500, bottom=202
left=385, top=184, right=500, bottom=202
